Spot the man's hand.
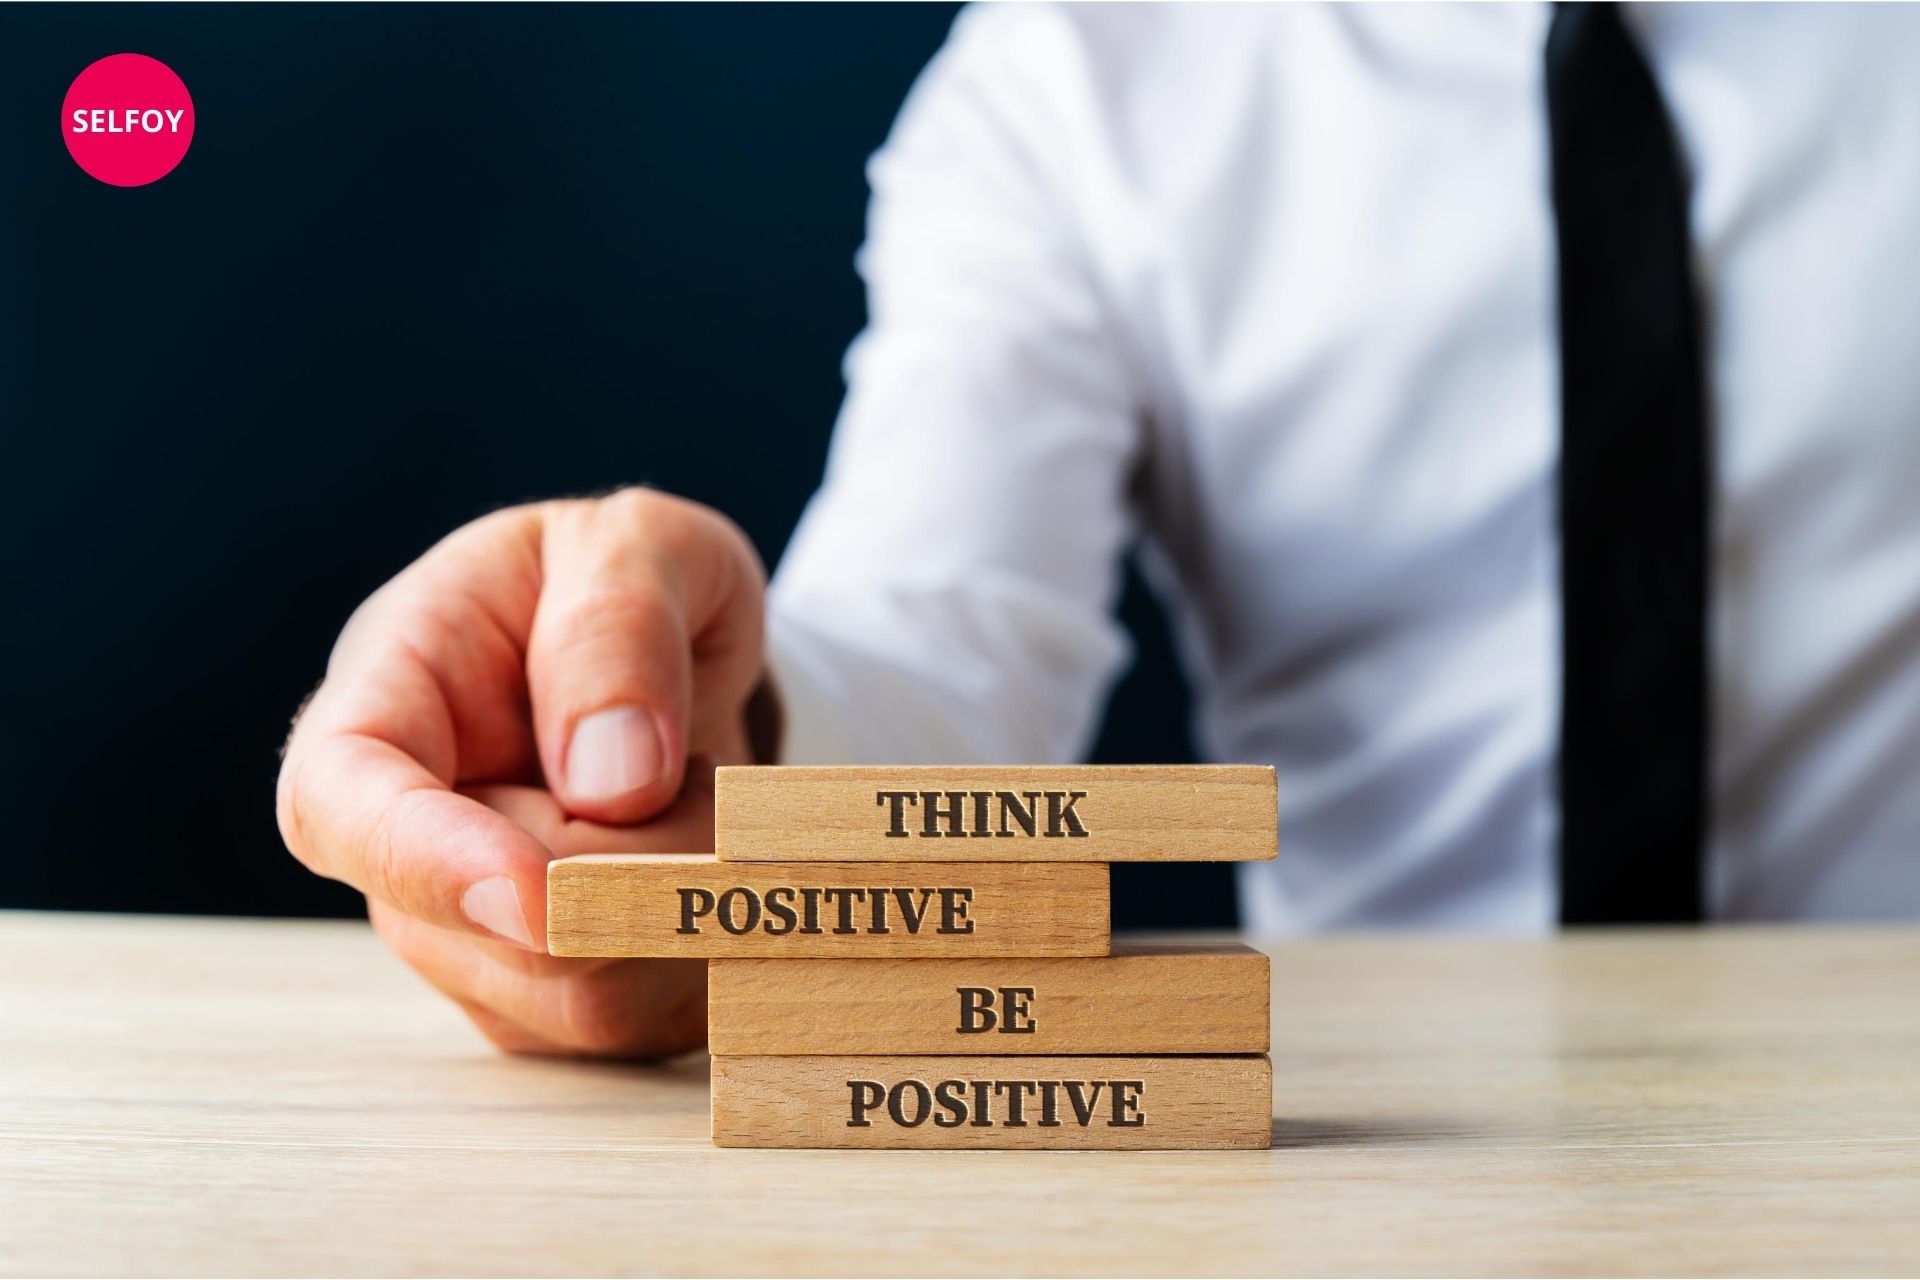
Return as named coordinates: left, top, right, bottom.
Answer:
left=276, top=489, right=768, bottom=1057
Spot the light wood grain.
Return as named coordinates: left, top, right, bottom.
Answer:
left=547, top=854, right=1110, bottom=957
left=711, top=1053, right=1272, bottom=1149
left=708, top=943, right=1269, bottom=1055
left=5, top=912, right=1919, bottom=1276
left=714, top=765, right=1278, bottom=861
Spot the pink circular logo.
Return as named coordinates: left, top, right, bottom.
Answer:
left=62, top=54, right=195, bottom=187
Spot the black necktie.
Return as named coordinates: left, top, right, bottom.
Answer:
left=1545, top=4, right=1709, bottom=925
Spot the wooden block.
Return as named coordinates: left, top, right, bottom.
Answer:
left=711, top=1054, right=1272, bottom=1150
left=714, top=765, right=1277, bottom=862
left=708, top=942, right=1269, bottom=1055
left=546, top=855, right=1108, bottom=958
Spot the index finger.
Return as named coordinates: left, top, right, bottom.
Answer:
left=276, top=513, right=555, bottom=949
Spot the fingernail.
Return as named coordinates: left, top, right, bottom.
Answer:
left=566, top=705, right=665, bottom=800
left=461, top=876, right=536, bottom=950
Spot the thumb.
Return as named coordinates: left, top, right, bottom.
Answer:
left=527, top=490, right=765, bottom=825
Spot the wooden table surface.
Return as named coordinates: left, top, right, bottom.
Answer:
left=3, top=912, right=1917, bottom=1277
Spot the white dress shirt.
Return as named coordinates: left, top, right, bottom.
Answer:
left=765, top=2, right=1920, bottom=931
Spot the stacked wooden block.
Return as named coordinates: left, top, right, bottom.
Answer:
left=546, top=765, right=1277, bottom=1149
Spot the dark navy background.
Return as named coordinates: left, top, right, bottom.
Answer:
left=0, top=4, right=1226, bottom=930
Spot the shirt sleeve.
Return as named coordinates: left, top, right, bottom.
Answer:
left=767, top=3, right=1140, bottom=765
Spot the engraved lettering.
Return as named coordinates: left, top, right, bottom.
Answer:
left=969, top=791, right=995, bottom=837
left=933, top=1079, right=969, bottom=1127
left=717, top=887, right=760, bottom=934
left=887, top=1080, right=932, bottom=1127
left=893, top=887, right=934, bottom=932
left=921, top=790, right=967, bottom=837
left=822, top=886, right=862, bottom=934
left=874, top=786, right=1096, bottom=838
left=996, top=790, right=1041, bottom=837
left=937, top=886, right=975, bottom=934
left=995, top=1080, right=1038, bottom=1126
left=876, top=790, right=916, bottom=837
left=1064, top=1080, right=1105, bottom=1126
left=849, top=1077, right=1147, bottom=1131
left=871, top=786, right=1098, bottom=836
left=1036, top=1080, right=1063, bottom=1127
left=675, top=884, right=975, bottom=937
left=1046, top=790, right=1090, bottom=838
left=847, top=1080, right=884, bottom=1127
left=969, top=1079, right=994, bottom=1127
left=1001, top=986, right=1036, bottom=1033
left=675, top=887, right=715, bottom=934
left=763, top=886, right=798, bottom=935
left=956, top=986, right=996, bottom=1034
